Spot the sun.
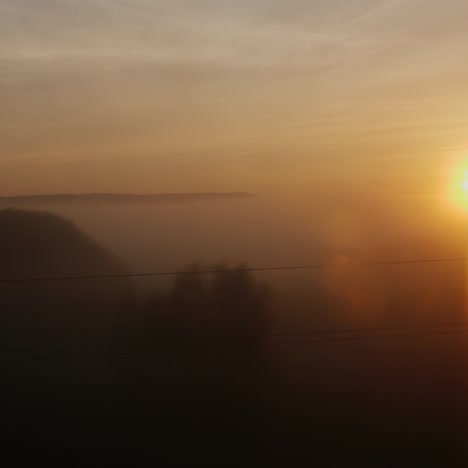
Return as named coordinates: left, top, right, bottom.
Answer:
left=462, top=177, right=468, bottom=192
left=447, top=161, right=468, bottom=211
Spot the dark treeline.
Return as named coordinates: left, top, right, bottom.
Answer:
left=144, top=263, right=269, bottom=344
left=0, top=209, right=275, bottom=463
left=1, top=209, right=467, bottom=464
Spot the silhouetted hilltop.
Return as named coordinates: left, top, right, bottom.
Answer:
left=0, top=192, right=256, bottom=206
left=0, top=209, right=135, bottom=346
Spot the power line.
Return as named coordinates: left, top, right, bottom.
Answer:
left=0, top=257, right=465, bottom=284
left=0, top=320, right=464, bottom=355
left=0, top=326, right=466, bottom=365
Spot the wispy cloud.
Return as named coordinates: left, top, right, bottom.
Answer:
left=345, top=0, right=408, bottom=28
left=0, top=0, right=398, bottom=68
left=1, top=0, right=468, bottom=193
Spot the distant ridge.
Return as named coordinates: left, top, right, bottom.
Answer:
left=0, top=192, right=256, bottom=205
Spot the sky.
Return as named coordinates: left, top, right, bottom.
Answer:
left=1, top=0, right=468, bottom=196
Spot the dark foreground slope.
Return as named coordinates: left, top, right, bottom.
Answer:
left=0, top=209, right=135, bottom=347
left=1, top=209, right=467, bottom=465
left=0, top=210, right=272, bottom=464
left=0, top=209, right=139, bottom=460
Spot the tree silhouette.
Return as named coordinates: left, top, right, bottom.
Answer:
left=145, top=261, right=270, bottom=347
left=210, top=263, right=270, bottom=344
left=141, top=263, right=272, bottom=461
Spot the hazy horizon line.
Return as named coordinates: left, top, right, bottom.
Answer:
left=0, top=192, right=257, bottom=205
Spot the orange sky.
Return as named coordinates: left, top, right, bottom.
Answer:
left=1, top=0, right=468, bottom=196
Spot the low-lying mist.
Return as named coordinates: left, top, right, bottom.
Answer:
left=9, top=191, right=464, bottom=331
left=1, top=191, right=466, bottom=463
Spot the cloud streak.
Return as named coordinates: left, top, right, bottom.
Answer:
left=0, top=0, right=404, bottom=68
left=1, top=0, right=468, bottom=195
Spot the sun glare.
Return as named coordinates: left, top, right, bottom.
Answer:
left=447, top=161, right=468, bottom=212
left=462, top=178, right=468, bottom=192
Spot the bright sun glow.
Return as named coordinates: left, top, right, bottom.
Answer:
left=447, top=161, right=468, bottom=212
